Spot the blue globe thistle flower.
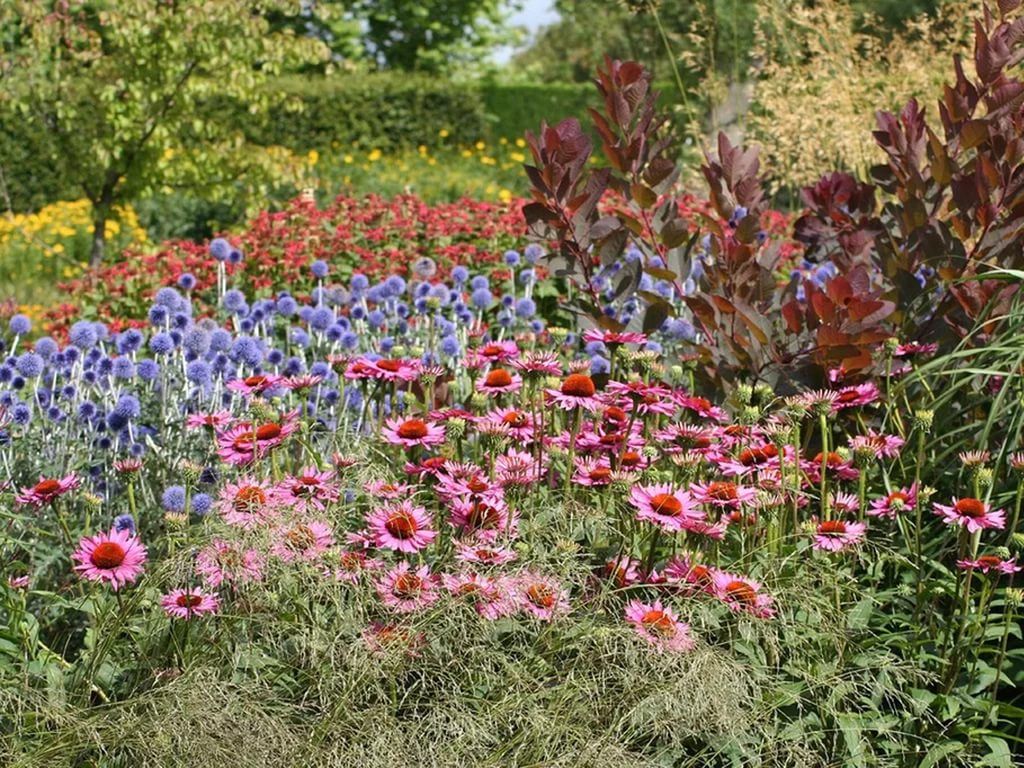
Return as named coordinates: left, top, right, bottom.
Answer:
left=113, top=513, right=136, bottom=535
left=161, top=485, right=187, bottom=513
left=46, top=405, right=63, bottom=422
left=155, top=287, right=183, bottom=309
left=350, top=273, right=369, bottom=292
left=34, top=337, right=59, bottom=359
left=191, top=493, right=213, bottom=517
left=148, top=305, right=169, bottom=326
left=340, top=331, right=359, bottom=350
left=113, top=394, right=141, bottom=420
left=177, top=273, right=196, bottom=290
left=78, top=402, right=97, bottom=421
left=590, top=355, right=611, bottom=375
left=524, top=244, right=544, bottom=264
left=503, top=249, right=521, bottom=266
left=69, top=321, right=98, bottom=350
left=276, top=296, right=298, bottom=317
left=15, top=353, right=44, bottom=378
left=209, top=238, right=231, bottom=261
left=517, top=268, right=535, bottom=286
left=451, top=265, right=469, bottom=283
left=230, top=337, right=263, bottom=368
left=149, top=332, right=175, bottom=356
left=310, top=361, right=329, bottom=378
left=311, top=259, right=330, bottom=278
left=115, top=329, right=144, bottom=354
left=209, top=329, right=232, bottom=353
left=266, top=349, right=285, bottom=366
left=440, top=335, right=461, bottom=357
left=137, top=359, right=160, bottom=381
left=470, top=275, right=489, bottom=291
left=471, top=288, right=493, bottom=310
left=413, top=257, right=437, bottom=279
left=227, top=247, right=243, bottom=264
left=310, top=307, right=334, bottom=332
left=112, top=357, right=135, bottom=380
left=367, top=310, right=386, bottom=329
left=384, top=275, right=406, bottom=296
left=12, top=403, right=30, bottom=425
left=186, top=360, right=212, bottom=386
left=8, top=314, right=30, bottom=335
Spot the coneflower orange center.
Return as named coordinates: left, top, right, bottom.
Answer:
left=176, top=593, right=203, bottom=608
left=739, top=444, right=778, bottom=465
left=256, top=423, right=282, bottom=441
left=707, top=482, right=738, bottom=501
left=385, top=510, right=418, bottom=539
left=234, top=486, right=266, bottom=513
left=725, top=580, right=757, bottom=605
left=394, top=573, right=423, bottom=597
left=977, top=555, right=1003, bottom=568
left=641, top=609, right=676, bottom=638
left=590, top=467, right=612, bottom=481
left=91, top=541, right=127, bottom=569
left=33, top=479, right=62, bottom=495
left=397, top=419, right=429, bottom=440
left=650, top=493, right=683, bottom=517
left=954, top=498, right=987, bottom=518
left=484, top=368, right=513, bottom=387
left=502, top=410, right=528, bottom=427
left=818, top=520, right=847, bottom=535
left=377, top=359, right=402, bottom=372
left=561, top=373, right=596, bottom=398
left=526, top=583, right=556, bottom=608
left=286, top=524, right=316, bottom=550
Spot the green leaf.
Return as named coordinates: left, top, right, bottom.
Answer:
left=919, top=740, right=963, bottom=768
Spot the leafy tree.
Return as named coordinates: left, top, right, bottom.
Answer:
left=0, top=1, right=327, bottom=266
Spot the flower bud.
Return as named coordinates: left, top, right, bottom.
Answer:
left=912, top=410, right=934, bottom=433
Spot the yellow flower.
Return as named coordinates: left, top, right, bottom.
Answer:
left=307, top=149, right=319, bottom=166
left=439, top=128, right=450, bottom=138
left=475, top=141, right=486, bottom=151
left=510, top=152, right=526, bottom=163
left=368, top=149, right=382, bottom=162
left=515, top=138, right=526, bottom=148
left=344, top=154, right=354, bottom=164
left=498, top=189, right=512, bottom=203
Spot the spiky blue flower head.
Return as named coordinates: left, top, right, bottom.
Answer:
left=191, top=493, right=213, bottom=516
left=161, top=485, right=187, bottom=513
left=524, top=244, right=544, bottom=264
left=137, top=359, right=160, bottom=382
left=311, top=259, right=330, bottom=278
left=503, top=249, right=521, bottom=266
left=113, top=394, right=141, bottom=420
left=186, top=360, right=212, bottom=386
left=209, top=329, right=232, bottom=353
left=34, top=337, right=59, bottom=359
left=310, top=307, right=334, bottom=332
left=451, top=265, right=469, bottom=283
left=470, top=275, right=489, bottom=291
left=149, top=332, right=175, bottom=356
left=8, top=314, right=30, bottom=335
left=276, top=295, right=298, bottom=317
left=350, top=273, right=369, bottom=292
left=69, top=321, right=98, bottom=350
left=113, top=513, right=136, bottom=536
left=384, top=275, right=406, bottom=297
left=112, top=357, right=135, bottom=380
left=471, top=288, right=493, bottom=310
left=413, top=257, right=437, bottom=279
left=177, top=273, right=196, bottom=290
left=15, top=353, right=44, bottom=378
left=223, top=289, right=248, bottom=315
left=209, top=237, right=231, bottom=261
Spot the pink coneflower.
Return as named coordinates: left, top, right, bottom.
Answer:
left=582, top=328, right=647, bottom=346
left=454, top=541, right=518, bottom=565
left=831, top=492, right=860, bottom=515
left=573, top=456, right=614, bottom=487
left=624, top=600, right=694, bottom=653
left=271, top=520, right=335, bottom=562
left=600, top=555, right=643, bottom=588
left=934, top=497, right=1006, bottom=532
left=376, top=562, right=439, bottom=613
left=629, top=484, right=703, bottom=533
left=436, top=469, right=503, bottom=502
left=282, top=374, right=324, bottom=392
left=113, top=458, right=143, bottom=475
left=812, top=519, right=867, bottom=552
left=545, top=373, right=601, bottom=412
left=516, top=571, right=570, bottom=621
left=809, top=452, right=859, bottom=481
left=894, top=341, right=938, bottom=358
left=361, top=621, right=426, bottom=656
left=367, top=500, right=437, bottom=553
left=195, top=539, right=264, bottom=587
left=381, top=416, right=446, bottom=448
left=327, top=549, right=383, bottom=585
left=448, top=497, right=516, bottom=541
left=496, top=449, right=545, bottom=487
left=473, top=340, right=520, bottom=363
left=711, top=571, right=775, bottom=618
left=956, top=555, right=1022, bottom=574
left=72, top=528, right=147, bottom=590
left=217, top=478, right=279, bottom=528
left=442, top=572, right=515, bottom=619
left=185, top=410, right=234, bottom=431
left=716, top=443, right=781, bottom=476
left=226, top=373, right=284, bottom=397
left=489, top=407, right=535, bottom=441
left=664, top=556, right=717, bottom=595
left=363, top=479, right=415, bottom=499
left=849, top=430, right=905, bottom=459
left=606, top=380, right=674, bottom=415
left=7, top=574, right=30, bottom=590
left=365, top=357, right=422, bottom=383
left=675, top=394, right=728, bottom=422
left=689, top=480, right=757, bottom=509
left=868, top=485, right=917, bottom=518
left=216, top=414, right=298, bottom=466
left=276, top=467, right=340, bottom=513
left=655, top=424, right=717, bottom=455
left=404, top=456, right=449, bottom=479
left=160, top=588, right=220, bottom=620
left=15, top=474, right=79, bottom=508
left=476, top=367, right=522, bottom=395
left=511, top=351, right=561, bottom=376
left=832, top=382, right=880, bottom=410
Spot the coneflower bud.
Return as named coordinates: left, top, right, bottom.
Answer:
left=163, top=512, right=188, bottom=528
left=81, top=492, right=103, bottom=508
left=469, top=393, right=488, bottom=411
left=642, top=445, right=660, bottom=459
left=734, top=383, right=754, bottom=405
left=740, top=405, right=760, bottom=424
left=391, top=345, right=408, bottom=358
left=668, top=364, right=685, bottom=384
left=446, top=418, right=466, bottom=440
left=896, top=583, right=914, bottom=598
left=180, top=460, right=202, bottom=484
left=994, top=545, right=1012, bottom=560
left=883, top=337, right=900, bottom=355
left=250, top=401, right=277, bottom=423
left=543, top=375, right=561, bottom=391
left=912, top=410, right=934, bottom=432
left=974, top=467, right=994, bottom=489
left=753, top=382, right=774, bottom=404
left=1009, top=452, right=1024, bottom=473
left=1011, top=532, right=1024, bottom=552
left=959, top=450, right=990, bottom=469
left=548, top=327, right=569, bottom=343
left=1006, top=588, right=1024, bottom=608
left=853, top=445, right=876, bottom=469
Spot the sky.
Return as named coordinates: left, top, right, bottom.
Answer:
left=493, top=0, right=559, bottom=64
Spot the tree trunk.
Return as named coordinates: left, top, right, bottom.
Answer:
left=89, top=203, right=109, bottom=268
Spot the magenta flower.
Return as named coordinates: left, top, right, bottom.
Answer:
left=454, top=541, right=518, bottom=565
left=689, top=480, right=757, bottom=509
left=271, top=520, right=335, bottom=562
left=629, top=484, right=703, bottom=533
left=381, top=416, right=446, bottom=448
left=868, top=485, right=917, bottom=518
left=15, top=474, right=79, bottom=508
left=367, top=500, right=437, bottom=553
left=217, top=477, right=280, bottom=529
left=956, top=555, right=1022, bottom=574
left=225, top=373, right=284, bottom=398
left=161, top=588, right=220, bottom=620
left=544, top=373, right=601, bottom=412
left=812, top=519, right=867, bottom=552
left=624, top=599, right=694, bottom=653
left=376, top=562, right=439, bottom=613
left=849, top=430, right=905, bottom=459
left=934, top=497, right=1006, bottom=533
left=515, top=571, right=570, bottom=621
left=442, top=572, right=516, bottom=619
left=476, top=367, right=523, bottom=395
left=832, top=382, right=881, bottom=410
left=275, top=466, right=340, bottom=513
left=72, top=528, right=147, bottom=590
left=711, top=571, right=776, bottom=618
left=195, top=539, right=264, bottom=587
